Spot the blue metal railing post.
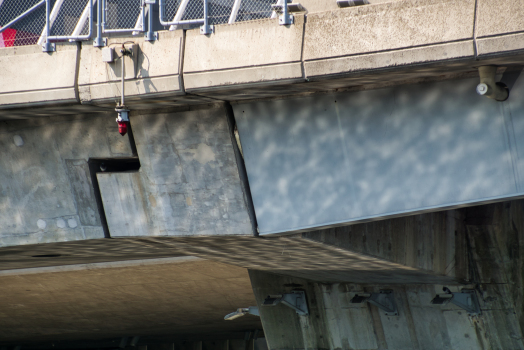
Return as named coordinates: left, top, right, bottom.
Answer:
left=145, top=0, right=157, bottom=41
left=279, top=0, right=293, bottom=25
left=200, top=0, right=212, bottom=34
left=94, top=0, right=105, bottom=46
left=42, top=0, right=55, bottom=52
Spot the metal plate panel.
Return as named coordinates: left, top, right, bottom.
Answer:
left=234, top=75, right=524, bottom=235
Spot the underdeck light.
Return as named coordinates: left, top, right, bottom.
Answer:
left=224, top=306, right=259, bottom=320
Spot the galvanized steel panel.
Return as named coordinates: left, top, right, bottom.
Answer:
left=234, top=75, right=524, bottom=235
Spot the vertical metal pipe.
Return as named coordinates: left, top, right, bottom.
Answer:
left=121, top=50, right=125, bottom=106
left=203, top=0, right=208, bottom=28
left=145, top=0, right=155, bottom=41
left=94, top=0, right=104, bottom=46
left=45, top=0, right=50, bottom=38
left=42, top=0, right=54, bottom=51
left=200, top=0, right=212, bottom=34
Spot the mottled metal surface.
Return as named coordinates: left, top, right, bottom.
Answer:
left=234, top=73, right=524, bottom=235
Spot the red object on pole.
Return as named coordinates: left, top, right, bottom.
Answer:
left=117, top=121, right=128, bottom=136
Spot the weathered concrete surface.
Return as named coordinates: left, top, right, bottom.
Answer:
left=0, top=257, right=261, bottom=344
left=477, top=0, right=524, bottom=38
left=78, top=31, right=184, bottom=105
left=250, top=269, right=524, bottom=350
left=303, top=0, right=475, bottom=78
left=110, top=105, right=254, bottom=237
left=303, top=209, right=467, bottom=280
left=0, top=114, right=133, bottom=247
left=183, top=16, right=305, bottom=91
left=0, top=44, right=79, bottom=108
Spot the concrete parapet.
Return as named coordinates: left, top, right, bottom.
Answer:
left=0, top=44, right=79, bottom=108
left=78, top=30, right=184, bottom=106
left=303, top=0, right=476, bottom=78
left=183, top=16, right=306, bottom=91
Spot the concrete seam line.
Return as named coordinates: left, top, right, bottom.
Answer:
left=0, top=256, right=204, bottom=276
left=473, top=0, right=479, bottom=59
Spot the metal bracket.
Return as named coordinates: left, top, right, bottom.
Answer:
left=145, top=31, right=158, bottom=41
left=42, top=42, right=55, bottom=52
left=200, top=24, right=214, bottom=35
left=431, top=289, right=481, bottom=315
left=271, top=4, right=294, bottom=25
left=94, top=37, right=108, bottom=47
left=263, top=291, right=309, bottom=316
left=351, top=290, right=398, bottom=316
left=279, top=14, right=294, bottom=25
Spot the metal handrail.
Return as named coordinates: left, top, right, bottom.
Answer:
left=47, top=0, right=93, bottom=41
left=40, top=0, right=93, bottom=51
left=1, top=0, right=292, bottom=51
left=159, top=0, right=212, bottom=34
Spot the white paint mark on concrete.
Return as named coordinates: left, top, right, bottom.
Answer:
left=13, top=135, right=24, bottom=147
left=36, top=219, right=46, bottom=230
left=68, top=218, right=78, bottom=228
left=56, top=218, right=66, bottom=229
left=186, top=143, right=215, bottom=165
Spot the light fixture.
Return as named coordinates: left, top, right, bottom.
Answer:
left=224, top=306, right=259, bottom=320
left=476, top=65, right=509, bottom=101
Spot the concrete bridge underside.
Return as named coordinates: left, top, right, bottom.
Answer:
left=2, top=0, right=524, bottom=349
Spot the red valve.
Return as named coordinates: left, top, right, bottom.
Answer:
left=117, top=121, right=128, bottom=136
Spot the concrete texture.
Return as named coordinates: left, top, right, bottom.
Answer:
left=0, top=44, right=78, bottom=107
left=0, top=104, right=253, bottom=246
left=123, top=105, right=254, bottom=237
left=0, top=114, right=134, bottom=247
left=183, top=16, right=305, bottom=90
left=250, top=269, right=524, bottom=350
left=477, top=0, right=524, bottom=38
left=78, top=31, right=183, bottom=105
left=302, top=209, right=467, bottom=280
left=0, top=257, right=261, bottom=344
left=303, top=0, right=475, bottom=60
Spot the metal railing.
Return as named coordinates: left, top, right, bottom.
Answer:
left=0, top=0, right=288, bottom=51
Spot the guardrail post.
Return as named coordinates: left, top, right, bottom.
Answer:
left=93, top=0, right=106, bottom=46
left=145, top=0, right=157, bottom=41
left=42, top=0, right=55, bottom=52
left=200, top=0, right=213, bottom=34
left=279, top=0, right=293, bottom=25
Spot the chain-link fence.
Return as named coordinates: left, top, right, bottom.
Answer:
left=161, top=0, right=277, bottom=26
left=236, top=0, right=277, bottom=22
left=0, top=0, right=47, bottom=47
left=49, top=0, right=90, bottom=37
left=104, top=0, right=143, bottom=31
left=1, top=0, right=283, bottom=48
